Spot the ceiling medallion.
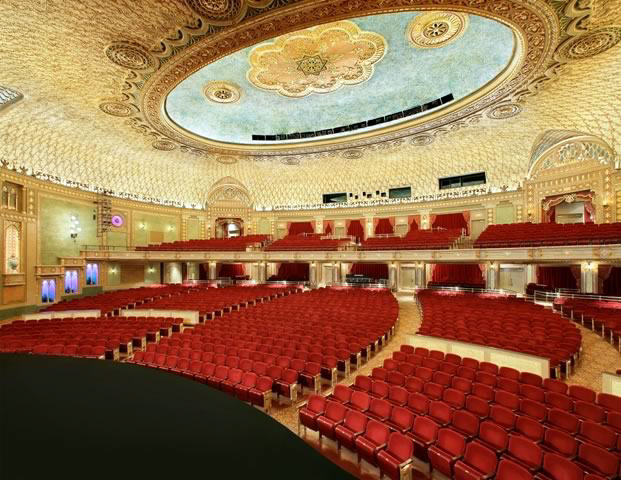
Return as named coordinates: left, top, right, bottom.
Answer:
left=281, top=157, right=300, bottom=165
left=408, top=12, right=469, bottom=49
left=342, top=149, right=363, bottom=159
left=216, top=155, right=238, bottom=164
left=247, top=20, right=386, bottom=98
left=104, top=41, right=158, bottom=71
left=99, top=101, right=136, bottom=117
left=410, top=135, right=434, bottom=146
left=487, top=102, right=522, bottom=119
left=204, top=81, right=242, bottom=104
left=184, top=0, right=243, bottom=23
left=556, top=26, right=621, bottom=61
left=152, top=139, right=177, bottom=151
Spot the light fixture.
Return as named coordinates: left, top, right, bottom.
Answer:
left=69, top=215, right=81, bottom=241
left=139, top=221, right=146, bottom=230
left=110, top=267, right=117, bottom=274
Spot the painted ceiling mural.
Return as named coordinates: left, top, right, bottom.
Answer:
left=0, top=0, right=619, bottom=209
left=165, top=12, right=515, bottom=145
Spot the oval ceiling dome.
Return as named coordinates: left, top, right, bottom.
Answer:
left=164, top=11, right=517, bottom=148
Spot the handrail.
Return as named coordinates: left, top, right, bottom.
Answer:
left=418, top=286, right=518, bottom=296
left=266, top=280, right=310, bottom=287
left=534, top=290, right=621, bottom=303
left=331, top=282, right=389, bottom=289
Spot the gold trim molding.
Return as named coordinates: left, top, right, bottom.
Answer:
left=100, top=0, right=593, bottom=157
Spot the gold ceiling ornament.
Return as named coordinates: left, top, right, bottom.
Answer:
left=204, top=81, right=242, bottom=103
left=104, top=41, right=159, bottom=71
left=410, top=135, right=434, bottom=146
left=487, top=102, right=523, bottom=120
left=216, top=155, right=238, bottom=164
left=247, top=20, right=387, bottom=98
left=0, top=86, right=23, bottom=113
left=556, top=26, right=621, bottom=61
left=184, top=0, right=274, bottom=26
left=152, top=139, right=178, bottom=151
left=281, top=157, right=300, bottom=165
left=407, top=12, right=469, bottom=49
left=342, top=149, right=363, bottom=159
left=99, top=101, right=137, bottom=117
left=97, top=0, right=590, bottom=158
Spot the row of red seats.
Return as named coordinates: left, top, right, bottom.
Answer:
left=0, top=316, right=182, bottom=356
left=141, top=285, right=299, bottom=320
left=417, top=290, right=582, bottom=377
left=265, top=234, right=353, bottom=251
left=42, top=284, right=193, bottom=314
left=135, top=235, right=270, bottom=251
left=554, top=298, right=621, bottom=349
left=299, top=346, right=621, bottom=479
left=360, top=229, right=462, bottom=251
left=475, top=222, right=621, bottom=248
left=127, top=351, right=277, bottom=412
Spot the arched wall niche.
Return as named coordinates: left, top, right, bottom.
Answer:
left=206, top=177, right=253, bottom=239
left=524, top=130, right=618, bottom=223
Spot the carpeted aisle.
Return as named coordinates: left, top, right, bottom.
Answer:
left=0, top=353, right=355, bottom=480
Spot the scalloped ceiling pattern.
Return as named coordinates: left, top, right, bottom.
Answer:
left=0, top=0, right=619, bottom=208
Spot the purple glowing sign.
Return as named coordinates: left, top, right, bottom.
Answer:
left=111, top=215, right=124, bottom=227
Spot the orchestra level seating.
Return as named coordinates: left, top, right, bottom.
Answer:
left=554, top=297, right=621, bottom=350
left=300, top=344, right=621, bottom=480
left=417, top=290, right=582, bottom=378
left=475, top=222, right=621, bottom=248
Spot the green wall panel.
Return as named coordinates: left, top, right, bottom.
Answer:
left=40, top=196, right=98, bottom=265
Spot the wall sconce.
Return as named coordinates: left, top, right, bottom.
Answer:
left=69, top=215, right=81, bottom=241
left=148, top=267, right=155, bottom=274
left=139, top=221, right=146, bottom=230
left=168, top=225, right=175, bottom=232
left=109, top=267, right=117, bottom=274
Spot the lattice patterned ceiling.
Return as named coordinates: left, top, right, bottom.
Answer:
left=0, top=0, right=620, bottom=209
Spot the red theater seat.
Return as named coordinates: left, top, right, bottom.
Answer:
left=377, top=433, right=414, bottom=480
left=355, top=420, right=390, bottom=466
left=429, top=428, right=466, bottom=478
left=316, top=401, right=347, bottom=442
left=408, top=415, right=439, bottom=463
left=335, top=410, right=368, bottom=452
left=454, top=442, right=498, bottom=480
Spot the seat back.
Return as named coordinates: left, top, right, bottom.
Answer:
left=350, top=391, right=371, bottom=411
left=569, top=385, right=596, bottom=403
left=344, top=409, right=368, bottom=434
left=386, top=432, right=414, bottom=463
left=507, top=435, right=543, bottom=469
left=496, top=459, right=534, bottom=480
left=452, top=410, right=479, bottom=437
left=412, top=416, right=438, bottom=443
left=436, top=427, right=466, bottom=457
left=364, top=420, right=390, bottom=446
left=370, top=398, right=392, bottom=419
left=542, top=452, right=584, bottom=480
left=547, top=408, right=580, bottom=434
left=463, top=442, right=497, bottom=475
left=354, top=375, right=372, bottom=392
left=544, top=428, right=577, bottom=458
left=479, top=420, right=508, bottom=451
left=514, top=415, right=544, bottom=443
left=577, top=443, right=619, bottom=477
left=325, top=401, right=347, bottom=422
left=389, top=406, right=414, bottom=431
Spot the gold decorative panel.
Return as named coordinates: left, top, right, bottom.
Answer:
left=247, top=20, right=386, bottom=98
left=407, top=12, right=469, bottom=49
left=0, top=0, right=618, bottom=210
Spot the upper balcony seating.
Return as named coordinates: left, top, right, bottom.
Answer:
left=265, top=234, right=354, bottom=251
left=135, top=235, right=270, bottom=252
left=360, top=229, right=462, bottom=251
left=475, top=222, right=621, bottom=249
left=299, top=344, right=621, bottom=480
left=417, top=290, right=582, bottom=378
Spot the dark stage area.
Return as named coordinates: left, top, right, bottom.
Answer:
left=0, top=354, right=354, bottom=480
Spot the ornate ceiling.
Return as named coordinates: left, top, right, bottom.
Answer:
left=0, top=0, right=620, bottom=209
left=165, top=12, right=515, bottom=146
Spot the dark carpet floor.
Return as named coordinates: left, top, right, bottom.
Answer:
left=0, top=353, right=355, bottom=480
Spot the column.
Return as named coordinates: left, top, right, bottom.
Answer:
left=581, top=262, right=596, bottom=294
left=186, top=262, right=199, bottom=281
left=260, top=262, right=268, bottom=283
left=310, top=262, right=317, bottom=288
left=333, top=262, right=341, bottom=284
left=365, top=215, right=374, bottom=239
left=164, top=262, right=182, bottom=284
left=208, top=262, right=217, bottom=280
left=526, top=264, right=537, bottom=285
left=419, top=209, right=431, bottom=230
left=314, top=217, right=324, bottom=235
left=487, top=262, right=499, bottom=290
